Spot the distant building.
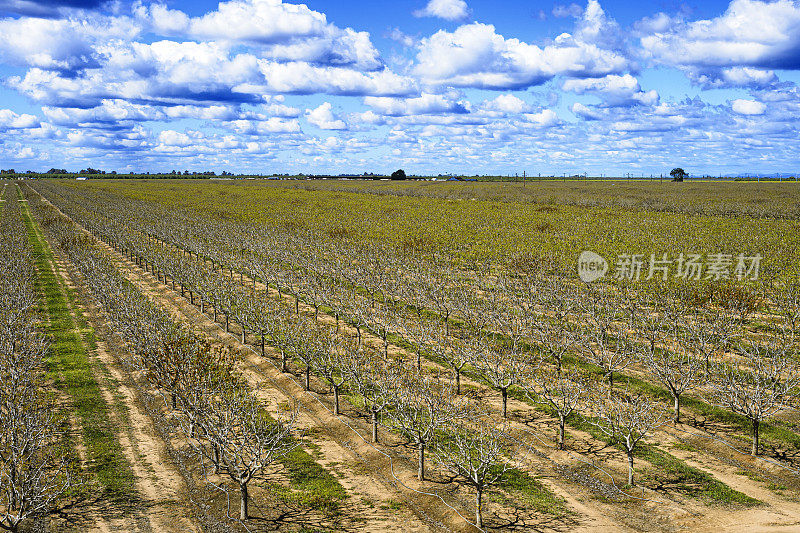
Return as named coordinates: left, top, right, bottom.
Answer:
left=76, top=177, right=88, bottom=181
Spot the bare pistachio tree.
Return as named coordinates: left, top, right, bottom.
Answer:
left=468, top=340, right=526, bottom=418
left=197, top=390, right=300, bottom=520
left=523, top=366, right=587, bottom=449
left=310, top=336, right=355, bottom=416
left=432, top=418, right=512, bottom=529
left=637, top=316, right=706, bottom=424
left=705, top=340, right=799, bottom=455
left=389, top=372, right=468, bottom=481
left=578, top=288, right=634, bottom=386
left=0, top=396, right=72, bottom=533
left=586, top=386, right=668, bottom=485
left=345, top=354, right=404, bottom=443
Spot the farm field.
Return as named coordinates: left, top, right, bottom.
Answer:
left=3, top=177, right=800, bottom=532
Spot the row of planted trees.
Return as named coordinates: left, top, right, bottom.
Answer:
left=26, top=191, right=303, bottom=522
left=29, top=181, right=800, bottom=525
left=55, top=178, right=797, bottom=459
left=0, top=187, right=71, bottom=532
left=35, top=181, right=800, bottom=457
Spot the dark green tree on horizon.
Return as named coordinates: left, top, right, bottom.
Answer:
left=670, top=168, right=687, bottom=182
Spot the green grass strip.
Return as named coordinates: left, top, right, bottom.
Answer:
left=18, top=187, right=137, bottom=503
left=566, top=415, right=759, bottom=506
left=495, top=466, right=570, bottom=516
left=271, top=444, right=348, bottom=515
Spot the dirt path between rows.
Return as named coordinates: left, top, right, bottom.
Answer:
left=57, top=255, right=199, bottom=533
left=35, top=220, right=199, bottom=532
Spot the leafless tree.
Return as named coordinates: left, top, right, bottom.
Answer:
left=389, top=371, right=469, bottom=481
left=578, top=289, right=634, bottom=386
left=705, top=340, right=799, bottom=455
left=0, top=396, right=72, bottom=533
left=194, top=390, right=300, bottom=520
left=523, top=366, right=587, bottom=449
left=586, top=385, right=668, bottom=485
left=345, top=353, right=403, bottom=443
left=468, top=340, right=526, bottom=418
left=637, top=319, right=705, bottom=424
left=432, top=418, right=512, bottom=529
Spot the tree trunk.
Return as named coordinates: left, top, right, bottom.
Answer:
left=261, top=334, right=265, bottom=357
left=558, top=414, right=565, bottom=449
left=371, top=408, right=379, bottom=443
left=241, top=329, right=246, bottom=344
left=333, top=385, right=340, bottom=416
left=752, top=418, right=760, bottom=456
left=281, top=349, right=288, bottom=373
left=501, top=388, right=508, bottom=418
left=673, top=394, right=680, bottom=424
left=418, top=441, right=425, bottom=481
left=455, top=369, right=461, bottom=395
left=608, top=370, right=613, bottom=387
left=475, top=488, right=483, bottom=529
left=239, top=482, right=249, bottom=520
left=305, top=366, right=310, bottom=391
left=627, top=450, right=635, bottom=486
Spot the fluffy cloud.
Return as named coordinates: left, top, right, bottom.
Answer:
left=413, top=0, right=470, bottom=21
left=135, top=0, right=328, bottom=43
left=305, top=102, right=347, bottom=130
left=684, top=66, right=778, bottom=89
left=562, top=74, right=658, bottom=106
left=413, top=23, right=628, bottom=89
left=224, top=117, right=302, bottom=134
left=0, top=109, right=40, bottom=130
left=523, top=109, right=560, bottom=127
left=641, top=0, right=800, bottom=70
left=571, top=102, right=605, bottom=120
left=136, top=0, right=382, bottom=70
left=731, top=99, right=767, bottom=115
left=0, top=15, right=138, bottom=72
left=481, top=94, right=533, bottom=114
left=364, top=92, right=469, bottom=116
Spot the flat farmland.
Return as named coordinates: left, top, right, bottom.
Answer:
left=4, top=177, right=800, bottom=532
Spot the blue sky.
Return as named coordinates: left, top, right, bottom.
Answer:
left=0, top=0, right=799, bottom=175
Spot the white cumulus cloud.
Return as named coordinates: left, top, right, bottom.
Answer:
left=306, top=102, right=347, bottom=129
left=731, top=99, right=767, bottom=115
left=413, top=23, right=628, bottom=89
left=413, top=0, right=470, bottom=21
